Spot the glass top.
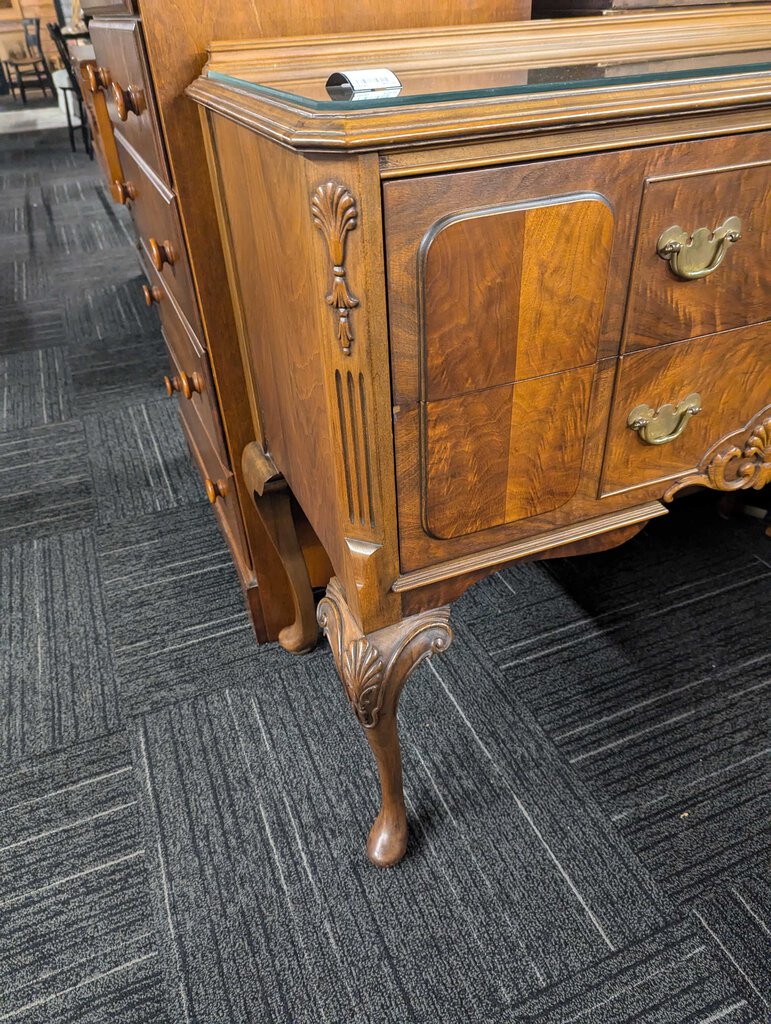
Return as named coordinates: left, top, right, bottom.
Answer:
left=210, top=48, right=771, bottom=111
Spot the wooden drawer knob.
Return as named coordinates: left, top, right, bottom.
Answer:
left=143, top=284, right=163, bottom=306
left=148, top=237, right=176, bottom=271
left=179, top=370, right=203, bottom=400
left=111, top=81, right=145, bottom=121
left=205, top=478, right=228, bottom=504
left=113, top=179, right=136, bottom=205
left=85, top=63, right=110, bottom=93
left=163, top=370, right=203, bottom=399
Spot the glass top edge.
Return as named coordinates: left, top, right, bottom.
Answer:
left=208, top=51, right=771, bottom=112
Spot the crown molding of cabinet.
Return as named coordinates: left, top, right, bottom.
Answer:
left=187, top=70, right=771, bottom=153
left=188, top=7, right=771, bottom=151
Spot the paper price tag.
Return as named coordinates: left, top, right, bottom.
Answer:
left=326, top=68, right=402, bottom=99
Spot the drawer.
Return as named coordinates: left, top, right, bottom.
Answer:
left=602, top=324, right=770, bottom=495
left=118, top=136, right=201, bottom=335
left=156, top=275, right=228, bottom=465
left=89, top=18, right=169, bottom=187
left=178, top=398, right=252, bottom=578
left=422, top=366, right=595, bottom=539
left=624, top=160, right=771, bottom=351
left=81, top=0, right=135, bottom=13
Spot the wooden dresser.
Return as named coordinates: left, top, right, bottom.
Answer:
left=76, top=0, right=532, bottom=643
left=190, top=8, right=771, bottom=867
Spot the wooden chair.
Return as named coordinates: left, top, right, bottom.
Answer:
left=3, top=19, right=55, bottom=105
left=47, top=22, right=92, bottom=155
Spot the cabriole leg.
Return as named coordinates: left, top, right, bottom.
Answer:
left=317, top=578, right=452, bottom=867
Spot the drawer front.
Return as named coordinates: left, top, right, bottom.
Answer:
left=419, top=195, right=613, bottom=401
left=89, top=19, right=169, bottom=187
left=423, top=366, right=595, bottom=539
left=384, top=149, right=631, bottom=566
left=150, top=267, right=228, bottom=464
left=118, top=137, right=201, bottom=335
left=624, top=160, right=771, bottom=351
left=602, top=324, right=770, bottom=495
left=178, top=399, right=252, bottom=577
left=81, top=0, right=136, bottom=13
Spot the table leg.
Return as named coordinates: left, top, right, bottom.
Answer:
left=318, top=578, right=452, bottom=867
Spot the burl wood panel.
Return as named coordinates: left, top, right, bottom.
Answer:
left=88, top=19, right=170, bottom=188
left=422, top=197, right=613, bottom=400
left=602, top=322, right=771, bottom=494
left=424, top=366, right=594, bottom=538
left=624, top=160, right=771, bottom=351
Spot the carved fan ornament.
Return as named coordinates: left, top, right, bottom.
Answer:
left=311, top=183, right=360, bottom=355
left=664, top=414, right=771, bottom=501
left=317, top=578, right=452, bottom=731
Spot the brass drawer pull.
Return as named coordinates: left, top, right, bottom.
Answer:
left=628, top=392, right=702, bottom=445
left=164, top=371, right=203, bottom=399
left=143, top=284, right=163, bottom=306
left=205, top=477, right=228, bottom=504
left=148, top=237, right=176, bottom=271
left=111, top=81, right=145, bottom=121
left=113, top=179, right=136, bottom=205
left=656, top=216, right=741, bottom=281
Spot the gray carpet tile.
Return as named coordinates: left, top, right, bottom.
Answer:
left=0, top=731, right=169, bottom=1023
left=0, top=529, right=120, bottom=764
left=695, top=873, right=771, bottom=1014
left=0, top=346, right=72, bottom=430
left=70, top=334, right=169, bottom=416
left=0, top=420, right=95, bottom=546
left=503, top=915, right=762, bottom=1023
left=130, top=623, right=675, bottom=1024
left=97, top=505, right=275, bottom=717
left=65, top=276, right=161, bottom=345
left=0, top=297, right=66, bottom=353
left=84, top=399, right=205, bottom=525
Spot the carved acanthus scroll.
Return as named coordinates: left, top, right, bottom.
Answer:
left=311, top=183, right=360, bottom=355
left=664, top=413, right=771, bottom=501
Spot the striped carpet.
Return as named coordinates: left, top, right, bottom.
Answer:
left=0, top=126, right=769, bottom=1023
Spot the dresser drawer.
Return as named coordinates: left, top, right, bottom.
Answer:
left=89, top=18, right=170, bottom=188
left=117, top=137, right=201, bottom=335
left=624, top=160, right=771, bottom=352
left=155, top=274, right=228, bottom=465
left=81, top=0, right=135, bottom=13
left=602, top=324, right=770, bottom=495
left=178, top=398, right=252, bottom=578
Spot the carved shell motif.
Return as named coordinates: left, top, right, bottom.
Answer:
left=311, top=183, right=360, bottom=355
left=342, top=636, right=385, bottom=729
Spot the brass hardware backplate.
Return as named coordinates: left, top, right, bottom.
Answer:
left=628, top=392, right=702, bottom=445
left=656, top=216, right=741, bottom=280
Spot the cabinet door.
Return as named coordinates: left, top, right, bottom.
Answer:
left=384, top=151, right=634, bottom=569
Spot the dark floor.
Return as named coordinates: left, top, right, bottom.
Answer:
left=1, top=127, right=770, bottom=1024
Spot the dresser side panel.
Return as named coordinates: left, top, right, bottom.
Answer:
left=205, top=115, right=345, bottom=575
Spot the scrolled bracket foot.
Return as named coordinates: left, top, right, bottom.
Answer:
left=242, top=441, right=318, bottom=654
left=317, top=577, right=452, bottom=867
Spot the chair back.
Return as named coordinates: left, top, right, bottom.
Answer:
left=47, top=22, right=79, bottom=92
left=53, top=0, right=68, bottom=28
left=22, top=18, right=43, bottom=58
